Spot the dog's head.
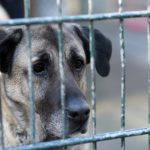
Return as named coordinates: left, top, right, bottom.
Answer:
left=0, top=24, right=111, bottom=142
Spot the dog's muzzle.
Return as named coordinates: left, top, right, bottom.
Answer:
left=66, top=97, right=90, bottom=135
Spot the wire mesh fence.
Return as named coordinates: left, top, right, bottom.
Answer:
left=0, top=0, right=150, bottom=150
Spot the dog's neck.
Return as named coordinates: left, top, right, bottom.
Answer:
left=0, top=75, right=31, bottom=147
left=1, top=81, right=46, bottom=147
left=1, top=93, right=31, bottom=146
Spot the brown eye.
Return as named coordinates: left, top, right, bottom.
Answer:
left=33, top=62, right=45, bottom=74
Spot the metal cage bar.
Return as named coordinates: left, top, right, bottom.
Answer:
left=24, top=0, right=36, bottom=144
left=1, top=10, right=150, bottom=26
left=118, top=0, right=126, bottom=150
left=0, top=74, right=4, bottom=149
left=88, top=0, right=97, bottom=150
left=56, top=1, right=67, bottom=150
left=148, top=0, right=150, bottom=149
left=4, top=127, right=150, bottom=150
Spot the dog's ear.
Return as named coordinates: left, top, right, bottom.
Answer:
left=0, top=28, right=23, bottom=73
left=74, top=25, right=112, bottom=77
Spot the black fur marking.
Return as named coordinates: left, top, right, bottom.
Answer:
left=0, top=29, right=23, bottom=74
left=74, top=25, right=112, bottom=77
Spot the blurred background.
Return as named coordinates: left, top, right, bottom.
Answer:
left=0, top=0, right=149, bottom=149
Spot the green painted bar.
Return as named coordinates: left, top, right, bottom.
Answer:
left=57, top=1, right=67, bottom=150
left=0, top=75, right=4, bottom=149
left=0, top=10, right=150, bottom=26
left=4, top=127, right=150, bottom=150
left=118, top=0, right=126, bottom=150
left=24, top=0, right=36, bottom=144
left=147, top=0, right=150, bottom=150
left=88, top=0, right=97, bottom=150
left=89, top=21, right=97, bottom=150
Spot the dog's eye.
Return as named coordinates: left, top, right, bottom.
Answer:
left=33, top=62, right=45, bottom=74
left=74, top=59, right=84, bottom=71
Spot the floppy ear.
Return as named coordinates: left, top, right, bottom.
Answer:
left=0, top=28, right=23, bottom=74
left=74, top=25, right=112, bottom=77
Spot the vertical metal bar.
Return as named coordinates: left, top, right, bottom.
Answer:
left=24, top=0, right=36, bottom=144
left=0, top=73, right=4, bottom=149
left=88, top=0, right=97, bottom=150
left=57, top=0, right=66, bottom=146
left=57, top=0, right=62, bottom=16
left=118, top=0, right=126, bottom=150
left=147, top=0, right=150, bottom=149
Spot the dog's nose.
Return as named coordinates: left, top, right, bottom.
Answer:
left=67, top=99, right=90, bottom=122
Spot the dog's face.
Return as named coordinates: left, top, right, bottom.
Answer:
left=0, top=24, right=111, bottom=142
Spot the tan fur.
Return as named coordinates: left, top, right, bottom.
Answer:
left=0, top=25, right=88, bottom=149
left=0, top=24, right=111, bottom=150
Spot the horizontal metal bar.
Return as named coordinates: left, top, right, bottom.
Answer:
left=5, top=127, right=150, bottom=150
left=0, top=10, right=149, bottom=26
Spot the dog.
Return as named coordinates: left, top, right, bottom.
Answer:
left=0, top=24, right=112, bottom=149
